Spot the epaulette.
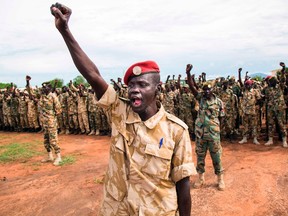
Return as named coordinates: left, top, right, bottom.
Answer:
left=119, top=96, right=130, bottom=103
left=166, top=113, right=188, bottom=130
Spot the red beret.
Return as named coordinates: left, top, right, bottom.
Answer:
left=123, top=60, right=160, bottom=85
left=244, top=79, right=254, bottom=86
left=265, top=75, right=272, bottom=81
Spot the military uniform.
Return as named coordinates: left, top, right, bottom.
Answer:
left=87, top=91, right=100, bottom=134
left=97, top=85, right=196, bottom=216
left=39, top=92, right=62, bottom=154
left=264, top=85, right=287, bottom=138
left=194, top=92, right=225, bottom=175
left=218, top=87, right=236, bottom=137
left=19, top=95, right=29, bottom=130
left=240, top=88, right=261, bottom=139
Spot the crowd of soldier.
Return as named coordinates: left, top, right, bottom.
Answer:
left=1, top=62, right=288, bottom=148
left=0, top=77, right=110, bottom=136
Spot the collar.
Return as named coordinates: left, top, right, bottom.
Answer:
left=126, top=104, right=165, bottom=130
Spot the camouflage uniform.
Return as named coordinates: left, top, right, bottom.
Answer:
left=87, top=91, right=100, bottom=133
left=77, top=92, right=90, bottom=134
left=218, top=88, right=236, bottom=137
left=10, top=94, right=20, bottom=131
left=264, top=85, right=287, bottom=138
left=97, top=85, right=196, bottom=216
left=60, top=91, right=69, bottom=133
left=0, top=93, right=3, bottom=129
left=240, top=88, right=261, bottom=138
left=2, top=94, right=12, bottom=128
left=67, top=91, right=79, bottom=132
left=194, top=93, right=225, bottom=175
left=70, top=84, right=90, bottom=134
left=39, top=92, right=62, bottom=154
left=162, top=90, right=176, bottom=115
left=26, top=96, right=39, bottom=130
left=19, top=95, right=29, bottom=130
left=179, top=90, right=196, bottom=136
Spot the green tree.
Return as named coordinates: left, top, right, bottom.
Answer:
left=50, top=78, right=64, bottom=88
left=71, top=75, right=89, bottom=87
left=0, top=83, right=17, bottom=89
left=252, top=76, right=263, bottom=82
left=42, top=78, right=64, bottom=88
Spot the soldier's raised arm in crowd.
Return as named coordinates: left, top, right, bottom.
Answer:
left=165, top=75, right=171, bottom=84
left=238, top=68, right=244, bottom=88
left=50, top=3, right=108, bottom=99
left=186, top=64, right=199, bottom=97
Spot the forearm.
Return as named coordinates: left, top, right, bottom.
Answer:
left=186, top=73, right=198, bottom=96
left=60, top=29, right=108, bottom=98
left=176, top=177, right=191, bottom=216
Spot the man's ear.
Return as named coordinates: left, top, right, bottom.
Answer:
left=156, top=84, right=161, bottom=95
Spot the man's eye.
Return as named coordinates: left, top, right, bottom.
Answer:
left=140, top=83, right=149, bottom=87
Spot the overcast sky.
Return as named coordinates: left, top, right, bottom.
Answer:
left=1, top=0, right=288, bottom=87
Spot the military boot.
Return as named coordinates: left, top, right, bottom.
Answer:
left=194, top=173, right=205, bottom=188
left=65, top=129, right=71, bottom=135
left=41, top=152, right=54, bottom=163
left=282, top=136, right=288, bottom=148
left=253, top=137, right=260, bottom=145
left=95, top=129, right=100, bottom=136
left=88, top=130, right=95, bottom=136
left=264, top=137, right=273, bottom=146
left=239, top=136, right=247, bottom=144
left=53, top=153, right=62, bottom=166
left=59, top=129, right=65, bottom=135
left=217, top=174, right=225, bottom=191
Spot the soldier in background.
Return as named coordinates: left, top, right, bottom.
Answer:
left=87, top=88, right=100, bottom=136
left=238, top=79, right=261, bottom=145
left=70, top=82, right=90, bottom=134
left=161, top=83, right=176, bottom=115
left=186, top=64, right=225, bottom=190
left=263, top=76, right=287, bottom=147
left=177, top=74, right=196, bottom=139
left=60, top=86, right=70, bottom=134
left=186, top=64, right=225, bottom=191
left=67, top=86, right=79, bottom=134
left=26, top=76, right=40, bottom=132
left=18, top=91, right=29, bottom=131
left=0, top=91, right=4, bottom=130
left=10, top=88, right=20, bottom=132
left=218, top=80, right=236, bottom=141
left=39, top=83, right=63, bottom=166
left=2, top=91, right=12, bottom=131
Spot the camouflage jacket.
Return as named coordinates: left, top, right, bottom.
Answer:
left=264, top=85, right=286, bottom=111
left=97, top=85, right=196, bottom=215
left=195, top=93, right=225, bottom=141
left=39, top=92, right=61, bottom=127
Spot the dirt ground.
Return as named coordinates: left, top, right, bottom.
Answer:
left=0, top=131, right=288, bottom=216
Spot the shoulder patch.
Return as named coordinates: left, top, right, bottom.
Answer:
left=166, top=113, right=188, bottom=130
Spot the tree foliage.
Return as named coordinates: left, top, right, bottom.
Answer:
left=71, top=75, right=90, bottom=87
left=42, top=78, right=64, bottom=88
left=0, top=83, right=17, bottom=90
left=251, top=76, right=263, bottom=82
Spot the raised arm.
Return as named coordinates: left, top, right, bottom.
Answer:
left=50, top=3, right=108, bottom=99
left=238, top=68, right=243, bottom=87
left=185, top=64, right=198, bottom=97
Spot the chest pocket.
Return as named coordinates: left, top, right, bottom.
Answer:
left=140, top=143, right=174, bottom=180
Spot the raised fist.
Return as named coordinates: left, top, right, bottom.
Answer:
left=26, top=75, right=31, bottom=81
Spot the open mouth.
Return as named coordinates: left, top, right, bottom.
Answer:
left=130, top=97, right=142, bottom=107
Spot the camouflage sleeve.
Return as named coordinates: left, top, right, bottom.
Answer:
left=218, top=98, right=225, bottom=117
left=171, top=128, right=197, bottom=183
left=53, top=94, right=62, bottom=115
